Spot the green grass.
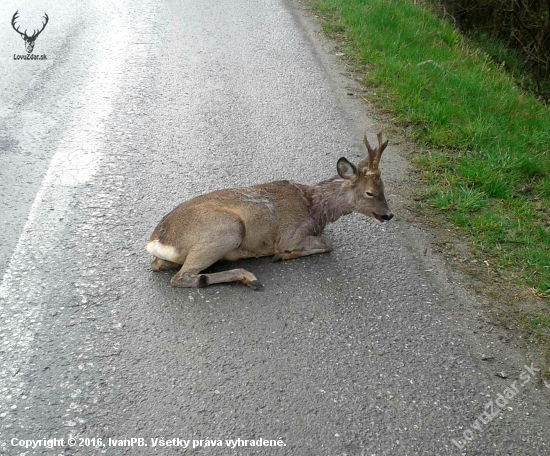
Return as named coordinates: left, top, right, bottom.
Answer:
left=312, top=0, right=550, bottom=351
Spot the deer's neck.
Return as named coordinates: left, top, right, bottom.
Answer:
left=299, top=177, right=356, bottom=234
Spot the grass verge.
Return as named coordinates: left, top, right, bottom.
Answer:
left=310, top=0, right=550, bottom=361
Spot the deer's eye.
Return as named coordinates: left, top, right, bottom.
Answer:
left=366, top=192, right=374, bottom=198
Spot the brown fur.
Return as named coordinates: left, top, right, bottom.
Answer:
left=146, top=132, right=393, bottom=289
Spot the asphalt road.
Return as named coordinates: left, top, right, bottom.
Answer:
left=1, top=0, right=549, bottom=455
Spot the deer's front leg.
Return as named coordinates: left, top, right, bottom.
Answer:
left=273, top=236, right=333, bottom=262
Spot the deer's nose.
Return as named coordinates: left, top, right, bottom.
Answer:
left=381, top=213, right=394, bottom=221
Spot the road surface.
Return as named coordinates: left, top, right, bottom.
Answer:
left=1, top=0, right=549, bottom=454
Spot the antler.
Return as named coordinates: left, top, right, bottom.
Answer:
left=11, top=11, right=26, bottom=38
left=363, top=131, right=376, bottom=170
left=30, top=13, right=49, bottom=40
left=11, top=11, right=48, bottom=40
left=361, top=131, right=388, bottom=171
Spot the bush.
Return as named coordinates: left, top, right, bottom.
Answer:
left=437, top=0, right=550, bottom=99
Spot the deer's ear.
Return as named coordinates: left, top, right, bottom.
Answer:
left=337, top=157, right=358, bottom=180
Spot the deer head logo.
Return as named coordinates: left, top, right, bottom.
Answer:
left=11, top=11, right=49, bottom=54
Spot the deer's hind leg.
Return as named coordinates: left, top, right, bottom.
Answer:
left=169, top=216, right=261, bottom=290
left=171, top=251, right=261, bottom=290
left=172, top=267, right=262, bottom=290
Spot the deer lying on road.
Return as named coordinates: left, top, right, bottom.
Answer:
left=147, top=132, right=393, bottom=290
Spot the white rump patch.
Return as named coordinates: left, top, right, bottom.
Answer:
left=146, top=239, right=180, bottom=262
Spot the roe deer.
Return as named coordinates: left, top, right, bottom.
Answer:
left=146, top=132, right=393, bottom=290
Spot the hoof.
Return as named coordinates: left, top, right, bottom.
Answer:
left=248, top=280, right=263, bottom=291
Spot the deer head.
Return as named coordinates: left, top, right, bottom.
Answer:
left=336, top=132, right=393, bottom=222
left=12, top=11, right=49, bottom=54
